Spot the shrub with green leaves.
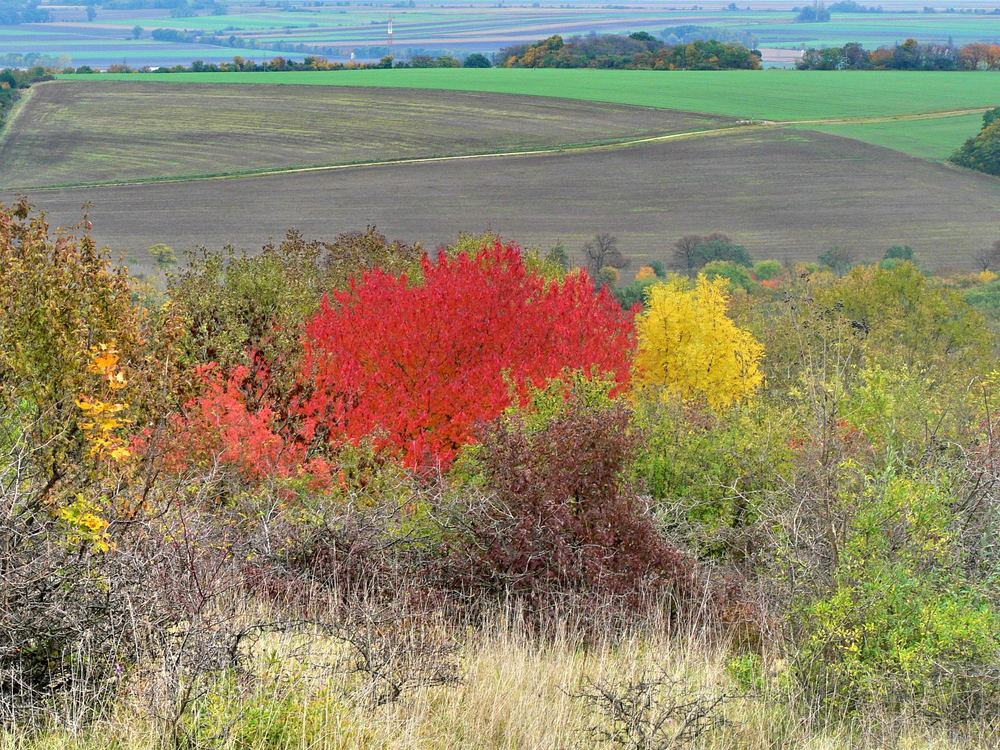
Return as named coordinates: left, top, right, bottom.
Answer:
left=633, top=398, right=794, bottom=561
left=691, top=237, right=753, bottom=269
left=815, top=261, right=993, bottom=380
left=752, top=259, right=783, bottom=281
left=950, top=106, right=1000, bottom=177
left=614, top=275, right=659, bottom=309
left=966, top=279, right=1000, bottom=322
left=701, top=259, right=756, bottom=293
left=792, top=471, right=1000, bottom=711
left=817, top=246, right=855, bottom=275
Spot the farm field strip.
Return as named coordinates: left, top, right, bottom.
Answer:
left=792, top=113, right=986, bottom=161
left=0, top=81, right=731, bottom=189
left=5, top=124, right=750, bottom=190
left=69, top=70, right=1000, bottom=122
left=7, top=129, right=998, bottom=274
left=8, top=105, right=987, bottom=190
left=9, top=74, right=993, bottom=190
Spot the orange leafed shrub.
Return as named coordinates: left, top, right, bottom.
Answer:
left=635, top=265, right=657, bottom=281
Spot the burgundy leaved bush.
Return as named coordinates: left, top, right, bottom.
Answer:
left=447, top=395, right=695, bottom=613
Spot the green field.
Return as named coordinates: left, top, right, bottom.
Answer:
left=72, top=70, right=1000, bottom=122
left=0, top=81, right=729, bottom=188
left=794, top=113, right=986, bottom=161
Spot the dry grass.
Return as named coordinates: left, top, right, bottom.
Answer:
left=2, top=608, right=997, bottom=750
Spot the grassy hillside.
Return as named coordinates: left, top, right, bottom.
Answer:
left=69, top=70, right=1000, bottom=121
left=795, top=112, right=986, bottom=161
left=11, top=128, right=999, bottom=272
left=0, top=81, right=727, bottom=188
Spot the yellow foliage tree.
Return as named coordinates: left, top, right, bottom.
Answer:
left=634, top=275, right=764, bottom=409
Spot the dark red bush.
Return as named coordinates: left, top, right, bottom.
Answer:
left=446, top=394, right=695, bottom=617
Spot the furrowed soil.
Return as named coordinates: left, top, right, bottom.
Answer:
left=0, top=80, right=730, bottom=188
left=9, top=128, right=999, bottom=273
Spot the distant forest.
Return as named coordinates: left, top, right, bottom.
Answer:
left=497, top=33, right=762, bottom=71
left=798, top=39, right=1000, bottom=70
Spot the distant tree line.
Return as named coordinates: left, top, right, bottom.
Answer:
left=661, top=25, right=758, bottom=48
left=50, top=36, right=1000, bottom=76
left=797, top=39, right=1000, bottom=70
left=0, top=53, right=72, bottom=69
left=498, top=32, right=761, bottom=70
left=65, top=52, right=490, bottom=75
left=0, top=0, right=50, bottom=24
left=794, top=1, right=884, bottom=21
left=828, top=1, right=883, bottom=11
left=950, top=107, right=1000, bottom=177
left=794, top=2, right=831, bottom=22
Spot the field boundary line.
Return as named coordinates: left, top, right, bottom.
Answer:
left=8, top=123, right=760, bottom=191
left=775, top=107, right=992, bottom=126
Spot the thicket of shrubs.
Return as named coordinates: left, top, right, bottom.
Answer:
left=3, top=198, right=1000, bottom=745
left=951, top=106, right=1000, bottom=177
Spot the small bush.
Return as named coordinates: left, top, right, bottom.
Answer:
left=883, top=244, right=915, bottom=261
left=634, top=276, right=764, bottom=411
left=791, top=471, right=1000, bottom=712
left=572, top=668, right=733, bottom=748
left=701, top=259, right=756, bottom=292
left=614, top=275, right=658, bottom=309
left=752, top=259, right=783, bottom=281
left=690, top=237, right=753, bottom=269
left=966, top=279, right=1000, bottom=321
left=445, top=383, right=695, bottom=620
left=950, top=107, right=1000, bottom=177
left=633, top=399, right=794, bottom=561
left=818, top=245, right=855, bottom=274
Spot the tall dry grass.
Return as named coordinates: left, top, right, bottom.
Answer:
left=2, top=601, right=997, bottom=750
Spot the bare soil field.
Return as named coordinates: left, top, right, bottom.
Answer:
left=0, top=80, right=729, bottom=189
left=8, top=128, right=999, bottom=273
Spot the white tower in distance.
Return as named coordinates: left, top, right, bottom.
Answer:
left=387, top=17, right=393, bottom=56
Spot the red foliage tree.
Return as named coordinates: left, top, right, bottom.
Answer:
left=296, top=241, right=635, bottom=468
left=177, top=241, right=635, bottom=476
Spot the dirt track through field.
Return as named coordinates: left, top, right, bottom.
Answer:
left=8, top=128, right=999, bottom=274
left=0, top=81, right=730, bottom=190
left=6, top=85, right=984, bottom=191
